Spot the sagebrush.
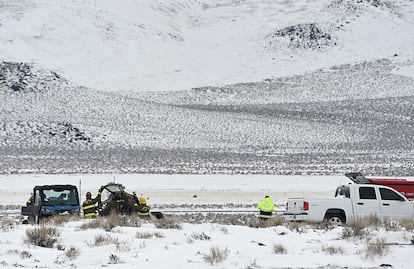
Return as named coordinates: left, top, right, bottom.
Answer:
left=203, top=246, right=229, bottom=265
left=365, top=238, right=388, bottom=259
left=25, top=225, right=60, bottom=248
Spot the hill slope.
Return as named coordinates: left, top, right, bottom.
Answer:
left=1, top=60, right=413, bottom=174
left=1, top=0, right=414, bottom=174
left=0, top=0, right=413, bottom=91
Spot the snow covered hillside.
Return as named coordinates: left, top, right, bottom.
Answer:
left=1, top=0, right=414, bottom=92
left=0, top=0, right=414, bottom=174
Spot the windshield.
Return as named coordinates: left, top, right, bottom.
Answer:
left=42, top=188, right=79, bottom=206
left=105, top=185, right=124, bottom=193
left=101, top=184, right=124, bottom=203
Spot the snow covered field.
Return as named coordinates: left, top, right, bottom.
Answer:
left=0, top=173, right=343, bottom=206
left=1, top=174, right=414, bottom=268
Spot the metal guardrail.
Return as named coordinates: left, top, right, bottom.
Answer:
left=0, top=209, right=286, bottom=220
left=0, top=210, right=20, bottom=218
left=153, top=209, right=285, bottom=214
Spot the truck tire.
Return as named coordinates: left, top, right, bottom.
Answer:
left=325, top=214, right=345, bottom=227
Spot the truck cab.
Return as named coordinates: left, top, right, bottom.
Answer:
left=350, top=184, right=413, bottom=220
left=284, top=183, right=414, bottom=225
left=21, top=185, right=80, bottom=224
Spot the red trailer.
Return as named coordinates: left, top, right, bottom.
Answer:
left=345, top=172, right=414, bottom=200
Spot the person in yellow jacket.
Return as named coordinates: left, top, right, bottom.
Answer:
left=82, top=189, right=102, bottom=218
left=137, top=196, right=150, bottom=218
left=258, top=195, right=275, bottom=219
left=26, top=193, right=34, bottom=206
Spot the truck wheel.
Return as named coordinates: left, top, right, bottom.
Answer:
left=325, top=214, right=344, bottom=227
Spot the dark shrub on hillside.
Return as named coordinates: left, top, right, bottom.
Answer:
left=267, top=23, right=335, bottom=50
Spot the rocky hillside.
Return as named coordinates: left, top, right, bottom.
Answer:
left=1, top=60, right=413, bottom=175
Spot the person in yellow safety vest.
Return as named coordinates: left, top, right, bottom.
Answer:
left=137, top=196, right=150, bottom=218
left=82, top=190, right=101, bottom=218
left=258, top=195, right=275, bottom=219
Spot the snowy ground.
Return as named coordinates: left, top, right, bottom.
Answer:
left=1, top=174, right=414, bottom=268
left=0, top=174, right=344, bottom=206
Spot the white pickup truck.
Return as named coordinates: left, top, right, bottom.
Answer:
left=283, top=182, right=414, bottom=226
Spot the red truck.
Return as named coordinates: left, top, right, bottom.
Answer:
left=346, top=172, right=414, bottom=200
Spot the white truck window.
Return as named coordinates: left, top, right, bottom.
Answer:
left=359, top=187, right=377, bottom=199
left=335, top=186, right=350, bottom=198
left=379, top=188, right=405, bottom=201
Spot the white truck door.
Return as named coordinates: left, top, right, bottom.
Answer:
left=379, top=187, right=412, bottom=219
left=355, top=186, right=381, bottom=217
